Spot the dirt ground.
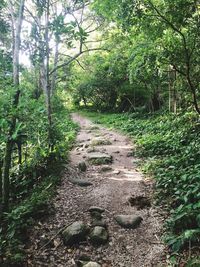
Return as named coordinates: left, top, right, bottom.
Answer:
left=26, top=113, right=167, bottom=267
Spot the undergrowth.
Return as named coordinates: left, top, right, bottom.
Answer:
left=81, top=110, right=200, bottom=265
left=0, top=100, right=77, bottom=266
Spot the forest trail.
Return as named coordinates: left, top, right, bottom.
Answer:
left=27, top=113, right=166, bottom=267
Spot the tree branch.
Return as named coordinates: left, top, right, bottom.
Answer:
left=50, top=48, right=108, bottom=75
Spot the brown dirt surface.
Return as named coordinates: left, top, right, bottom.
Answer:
left=25, top=113, right=167, bottom=267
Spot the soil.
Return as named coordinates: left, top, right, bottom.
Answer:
left=25, top=113, right=167, bottom=267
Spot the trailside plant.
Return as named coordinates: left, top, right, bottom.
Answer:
left=0, top=96, right=77, bottom=265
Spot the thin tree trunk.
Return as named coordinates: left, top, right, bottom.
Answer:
left=0, top=160, right=3, bottom=199
left=51, top=40, right=59, bottom=94
left=45, top=0, right=53, bottom=148
left=2, top=0, right=25, bottom=210
left=168, top=66, right=171, bottom=112
left=169, top=83, right=171, bottom=112
left=17, top=140, right=22, bottom=165
left=39, top=0, right=52, bottom=148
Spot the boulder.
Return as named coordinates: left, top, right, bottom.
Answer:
left=78, top=161, right=87, bottom=172
left=114, top=215, right=143, bottom=229
left=62, top=221, right=88, bottom=246
left=89, top=226, right=108, bottom=245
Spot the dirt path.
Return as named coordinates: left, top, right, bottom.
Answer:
left=27, top=113, right=166, bottom=267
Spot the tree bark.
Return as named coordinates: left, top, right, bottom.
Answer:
left=51, top=40, right=59, bottom=94
left=2, top=0, right=25, bottom=210
left=45, top=0, right=53, bottom=148
left=0, top=160, right=3, bottom=199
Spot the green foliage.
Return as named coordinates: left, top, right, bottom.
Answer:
left=91, top=0, right=200, bottom=114
left=82, top=110, right=200, bottom=256
left=0, top=71, right=77, bottom=264
left=3, top=173, right=60, bottom=264
left=186, top=257, right=200, bottom=267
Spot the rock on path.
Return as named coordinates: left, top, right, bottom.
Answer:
left=26, top=113, right=166, bottom=267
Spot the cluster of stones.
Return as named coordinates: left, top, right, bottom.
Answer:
left=61, top=206, right=108, bottom=266
left=62, top=207, right=108, bottom=247
left=61, top=205, right=143, bottom=266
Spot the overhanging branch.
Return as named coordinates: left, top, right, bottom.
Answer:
left=49, top=48, right=108, bottom=75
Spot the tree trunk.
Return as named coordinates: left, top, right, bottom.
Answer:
left=17, top=140, right=22, bottom=165
left=39, top=0, right=52, bottom=148
left=2, top=0, right=25, bottom=210
left=45, top=0, right=53, bottom=149
left=51, top=40, right=59, bottom=94
left=0, top=159, right=3, bottom=199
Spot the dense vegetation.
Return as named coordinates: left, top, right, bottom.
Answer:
left=0, top=0, right=200, bottom=265
left=72, top=0, right=200, bottom=115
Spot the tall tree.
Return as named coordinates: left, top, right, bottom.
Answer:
left=2, top=0, right=25, bottom=210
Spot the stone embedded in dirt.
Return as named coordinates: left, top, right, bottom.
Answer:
left=127, top=152, right=133, bottom=157
left=75, top=254, right=91, bottom=267
left=62, top=221, right=89, bottom=246
left=88, top=206, right=105, bottom=214
left=68, top=177, right=93, bottom=187
left=89, top=226, right=109, bottom=246
left=76, top=144, right=84, bottom=148
left=78, top=161, right=87, bottom=172
left=84, top=144, right=89, bottom=149
left=114, top=150, right=120, bottom=153
left=83, top=262, right=101, bottom=267
left=92, top=219, right=107, bottom=228
left=88, top=207, right=107, bottom=228
left=114, top=215, right=143, bottom=229
left=99, top=166, right=112, bottom=172
left=86, top=147, right=99, bottom=153
left=87, top=126, right=100, bottom=131
left=90, top=211, right=102, bottom=220
left=87, top=153, right=112, bottom=165
left=132, top=159, right=140, bottom=165
left=127, top=196, right=151, bottom=209
left=90, top=211, right=103, bottom=221
left=79, top=254, right=91, bottom=261
left=113, top=170, right=120, bottom=175
left=91, top=138, right=112, bottom=146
